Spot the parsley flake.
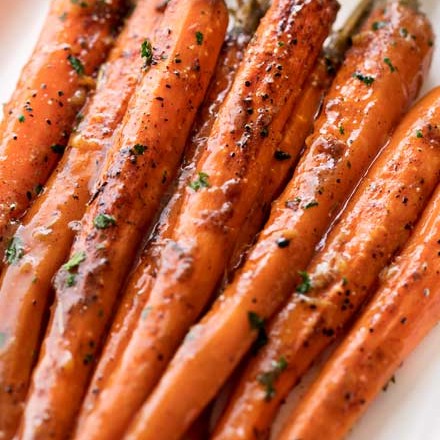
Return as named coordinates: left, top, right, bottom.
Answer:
left=5, top=237, right=24, bottom=265
left=68, top=55, right=84, bottom=75
left=141, top=39, right=153, bottom=67
left=384, top=57, right=396, bottom=72
left=18, top=115, right=25, bottom=123
left=195, top=31, right=204, bottom=45
left=353, top=72, right=375, bottom=86
left=94, top=213, right=116, bottom=230
left=296, top=271, right=312, bottom=294
left=189, top=172, right=210, bottom=191
left=258, top=356, right=288, bottom=401
left=63, top=251, right=86, bottom=272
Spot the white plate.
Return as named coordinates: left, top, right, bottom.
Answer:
left=0, top=1, right=439, bottom=439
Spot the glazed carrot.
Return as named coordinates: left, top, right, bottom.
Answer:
left=0, top=1, right=164, bottom=438
left=77, top=3, right=264, bottom=430
left=128, top=2, right=433, bottom=439
left=113, top=1, right=339, bottom=439
left=0, top=0, right=125, bottom=256
left=215, top=76, right=440, bottom=440
left=16, top=1, right=228, bottom=439
left=279, top=92, right=440, bottom=440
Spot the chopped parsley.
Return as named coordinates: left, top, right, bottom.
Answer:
left=248, top=311, right=268, bottom=352
left=384, top=57, right=396, bottom=72
left=296, top=271, right=312, bottom=294
left=67, top=55, right=84, bottom=75
left=5, top=237, right=24, bottom=265
left=189, top=172, right=210, bottom=191
left=18, top=115, right=25, bottom=123
left=195, top=31, right=204, bottom=45
left=257, top=356, right=288, bottom=401
left=339, top=124, right=345, bottom=135
left=63, top=251, right=86, bottom=287
left=141, top=39, right=153, bottom=67
left=94, top=213, right=116, bottom=230
left=352, top=72, right=375, bottom=86
left=51, top=144, right=66, bottom=154
left=416, top=129, right=423, bottom=138
left=63, top=251, right=86, bottom=272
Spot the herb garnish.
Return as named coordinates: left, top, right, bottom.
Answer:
left=5, top=237, right=24, bottom=265
left=384, top=57, right=396, bottom=72
left=195, top=31, right=204, bottom=45
left=18, top=115, right=25, bottom=123
left=141, top=39, right=153, bottom=67
left=353, top=72, right=375, bottom=86
left=94, top=213, right=116, bottom=230
left=63, top=251, right=86, bottom=286
left=258, top=356, right=288, bottom=401
left=189, top=172, right=210, bottom=191
left=296, top=271, right=312, bottom=294
left=63, top=251, right=86, bottom=272
left=68, top=55, right=84, bottom=75
left=416, top=129, right=423, bottom=138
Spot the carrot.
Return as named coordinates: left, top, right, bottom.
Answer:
left=127, top=2, right=434, bottom=439
left=0, top=1, right=164, bottom=438
left=16, top=2, right=228, bottom=439
left=0, top=0, right=125, bottom=257
left=77, top=3, right=265, bottom=432
left=278, top=89, right=440, bottom=440
left=214, top=71, right=440, bottom=440
left=109, top=0, right=339, bottom=438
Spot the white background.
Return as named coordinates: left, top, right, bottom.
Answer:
left=0, top=1, right=439, bottom=439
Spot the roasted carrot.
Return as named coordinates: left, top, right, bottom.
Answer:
left=279, top=90, right=440, bottom=440
left=214, top=72, right=440, bottom=440
left=127, top=2, right=434, bottom=439
left=0, top=0, right=125, bottom=257
left=77, top=3, right=264, bottom=431
left=16, top=2, right=228, bottom=439
left=106, top=1, right=339, bottom=439
left=0, top=1, right=164, bottom=438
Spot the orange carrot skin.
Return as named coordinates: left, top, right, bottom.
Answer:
left=0, top=2, right=163, bottom=438
left=214, top=77, right=440, bottom=440
left=280, top=93, right=440, bottom=440
left=0, top=0, right=125, bottom=252
left=128, top=3, right=434, bottom=440
left=77, top=31, right=331, bottom=440
left=78, top=28, right=251, bottom=425
left=119, top=1, right=339, bottom=439
left=16, top=2, right=228, bottom=439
